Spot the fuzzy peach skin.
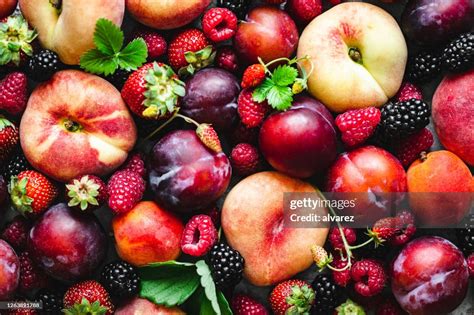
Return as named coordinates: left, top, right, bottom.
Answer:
left=20, top=70, right=137, bottom=182
left=115, top=297, right=185, bottom=315
left=19, top=0, right=124, bottom=65
left=432, top=69, right=474, bottom=166
left=126, top=0, right=211, bottom=30
left=297, top=2, right=407, bottom=113
left=113, top=201, right=184, bottom=267
left=222, top=171, right=329, bottom=286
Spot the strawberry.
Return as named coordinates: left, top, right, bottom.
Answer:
left=133, top=28, right=167, bottom=60
left=311, top=245, right=332, bottom=269
left=368, top=217, right=402, bottom=244
left=232, top=294, right=269, bottom=315
left=335, top=107, right=381, bottom=147
left=230, top=143, right=260, bottom=176
left=0, top=116, right=19, bottom=164
left=107, top=170, right=145, bottom=214
left=0, top=72, right=28, bottom=115
left=269, top=279, right=315, bottom=315
left=392, top=128, right=434, bottom=168
left=65, top=175, right=108, bottom=212
left=168, top=29, right=215, bottom=75
left=121, top=62, right=185, bottom=120
left=196, top=124, right=222, bottom=153
left=238, top=88, right=269, bottom=128
left=395, top=82, right=423, bottom=102
left=10, top=170, right=58, bottom=217
left=63, top=280, right=114, bottom=315
left=0, top=15, right=37, bottom=67
left=241, top=64, right=266, bottom=89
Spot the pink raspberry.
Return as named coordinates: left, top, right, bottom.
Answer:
left=351, top=259, right=387, bottom=297
left=180, top=215, right=217, bottom=257
left=329, top=227, right=357, bottom=251
left=230, top=143, right=261, bottom=176
left=335, top=107, right=381, bottom=147
left=395, top=81, right=423, bottom=102
left=331, top=257, right=352, bottom=287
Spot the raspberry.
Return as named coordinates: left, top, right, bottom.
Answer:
left=286, top=0, right=323, bottom=26
left=392, top=128, right=433, bottom=168
left=395, top=82, right=423, bottom=102
left=180, top=215, right=218, bottom=257
left=133, top=28, right=167, bottom=60
left=120, top=152, right=146, bottom=178
left=216, top=46, right=239, bottom=73
left=331, top=257, right=352, bottom=287
left=467, top=253, right=474, bottom=279
left=376, top=297, right=407, bottom=315
left=329, top=227, right=357, bottom=252
left=107, top=170, right=146, bottom=214
left=241, top=64, right=266, bottom=89
left=238, top=88, right=269, bottom=128
left=229, top=122, right=259, bottom=145
left=19, top=251, right=48, bottom=292
left=335, top=107, right=381, bottom=147
left=230, top=143, right=261, bottom=176
left=389, top=211, right=416, bottom=246
left=202, top=8, right=238, bottom=42
left=232, top=294, right=269, bottom=315
left=351, top=259, right=387, bottom=297
left=1, top=216, right=30, bottom=251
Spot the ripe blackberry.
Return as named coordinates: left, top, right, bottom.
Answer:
left=407, top=50, right=442, bottom=83
left=27, top=49, right=62, bottom=82
left=3, top=152, right=30, bottom=180
left=311, top=273, right=345, bottom=314
left=456, top=228, right=474, bottom=255
left=209, top=243, right=245, bottom=289
left=35, top=288, right=63, bottom=313
left=217, top=0, right=251, bottom=19
left=442, top=31, right=474, bottom=73
left=106, top=68, right=131, bottom=89
left=377, top=99, right=430, bottom=142
left=100, top=260, right=140, bottom=299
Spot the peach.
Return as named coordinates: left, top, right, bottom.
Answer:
left=222, top=171, right=329, bottom=286
left=112, top=201, right=184, bottom=267
left=0, top=240, right=19, bottom=300
left=20, top=70, right=137, bottom=182
left=19, top=0, right=125, bottom=65
left=297, top=2, right=407, bottom=112
left=0, top=0, right=17, bottom=19
left=407, top=150, right=473, bottom=226
left=432, top=69, right=474, bottom=166
left=115, top=297, right=185, bottom=315
left=126, top=0, right=211, bottom=30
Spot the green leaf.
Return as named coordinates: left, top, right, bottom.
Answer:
left=196, top=260, right=220, bottom=315
left=94, top=18, right=123, bottom=55
left=267, top=85, right=294, bottom=111
left=217, top=291, right=233, bottom=315
left=79, top=49, right=118, bottom=75
left=117, top=38, right=148, bottom=71
left=139, top=261, right=200, bottom=307
left=271, top=65, right=298, bottom=87
left=252, top=78, right=274, bottom=103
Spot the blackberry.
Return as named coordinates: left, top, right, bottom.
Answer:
left=209, top=243, right=244, bottom=289
left=442, top=32, right=474, bottom=73
left=456, top=228, right=474, bottom=255
left=217, top=0, right=251, bottom=19
left=27, top=49, right=62, bottom=82
left=106, top=68, right=131, bottom=89
left=377, top=99, right=430, bottom=142
left=311, top=273, right=345, bottom=314
left=3, top=153, right=30, bottom=180
left=100, top=260, right=140, bottom=299
left=35, top=288, right=63, bottom=313
left=407, top=50, right=442, bottom=83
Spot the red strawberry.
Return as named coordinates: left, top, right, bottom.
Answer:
left=241, top=64, right=266, bottom=89
left=0, top=72, right=28, bottom=115
left=351, top=259, right=387, bottom=297
left=18, top=251, right=48, bottom=292
left=286, top=0, right=323, bottom=26
left=0, top=116, right=19, bottom=164
left=180, top=214, right=217, bottom=256
left=230, top=143, right=261, bottom=176
left=335, top=107, right=381, bottom=147
left=107, top=170, right=145, bottom=214
left=238, top=89, right=269, bottom=128
left=63, top=280, right=114, bottom=315
left=1, top=216, right=31, bottom=251
left=389, top=211, right=416, bottom=246
left=10, top=170, right=58, bottom=217
left=216, top=45, right=239, bottom=73
left=196, top=124, right=222, bottom=153
left=393, top=128, right=433, bottom=168
left=133, top=28, right=167, bottom=60
left=65, top=175, right=108, bottom=212
left=232, top=294, right=269, bottom=315
left=332, top=257, right=352, bottom=287
left=202, top=8, right=238, bottom=42
left=395, top=82, right=423, bottom=102
left=269, top=279, right=315, bottom=315
left=119, top=152, right=146, bottom=178
left=329, top=227, right=357, bottom=252
left=168, top=29, right=214, bottom=74
left=369, top=217, right=402, bottom=244
left=121, top=62, right=185, bottom=119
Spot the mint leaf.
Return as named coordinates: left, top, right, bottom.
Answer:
left=267, top=85, right=293, bottom=111
left=196, top=260, right=221, bottom=315
left=139, top=261, right=200, bottom=307
left=79, top=49, right=118, bottom=75
left=271, top=65, right=298, bottom=87
left=94, top=18, right=123, bottom=55
left=252, top=78, right=274, bottom=103
left=117, top=38, right=148, bottom=71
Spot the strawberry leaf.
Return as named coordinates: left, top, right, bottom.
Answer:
left=93, top=18, right=123, bottom=55
left=117, top=38, right=148, bottom=71
left=80, top=49, right=118, bottom=75
left=267, top=85, right=293, bottom=111
left=252, top=78, right=274, bottom=103
left=272, top=65, right=298, bottom=87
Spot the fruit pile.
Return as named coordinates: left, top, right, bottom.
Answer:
left=0, top=0, right=472, bottom=314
